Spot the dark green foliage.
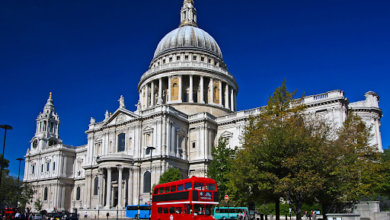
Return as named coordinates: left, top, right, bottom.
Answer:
left=208, top=137, right=236, bottom=204
left=158, top=167, right=182, bottom=184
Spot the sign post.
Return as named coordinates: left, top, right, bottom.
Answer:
left=225, top=195, right=229, bottom=219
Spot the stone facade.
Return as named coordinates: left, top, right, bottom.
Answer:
left=23, top=0, right=383, bottom=217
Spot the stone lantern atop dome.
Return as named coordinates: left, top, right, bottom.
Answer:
left=137, top=0, right=238, bottom=117
left=180, top=0, right=198, bottom=27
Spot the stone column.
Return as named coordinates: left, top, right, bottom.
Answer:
left=171, top=124, right=175, bottom=156
left=145, top=84, right=149, bottom=108
left=219, top=80, right=222, bottom=106
left=234, top=92, right=237, bottom=111
left=105, top=167, right=112, bottom=208
left=151, top=81, right=155, bottom=106
left=128, top=169, right=133, bottom=205
left=158, top=78, right=163, bottom=105
left=98, top=169, right=103, bottom=207
left=189, top=75, right=193, bottom=103
left=61, top=185, right=65, bottom=209
left=118, top=167, right=123, bottom=208
left=139, top=90, right=143, bottom=110
left=230, top=88, right=234, bottom=111
left=200, top=76, right=204, bottom=103
left=209, top=78, right=214, bottom=104
left=168, top=77, right=172, bottom=103
left=178, top=75, right=182, bottom=102
left=225, top=84, right=229, bottom=109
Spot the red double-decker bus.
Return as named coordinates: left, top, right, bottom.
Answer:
left=151, top=176, right=219, bottom=220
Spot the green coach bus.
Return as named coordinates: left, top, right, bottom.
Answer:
left=214, top=207, right=249, bottom=220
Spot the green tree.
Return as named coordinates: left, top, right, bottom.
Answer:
left=19, top=183, right=35, bottom=210
left=158, top=167, right=182, bottom=184
left=208, top=137, right=236, bottom=204
left=0, top=154, right=10, bottom=169
left=34, top=198, right=43, bottom=211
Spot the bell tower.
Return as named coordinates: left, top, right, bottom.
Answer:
left=179, top=0, right=198, bottom=27
left=31, top=93, right=61, bottom=150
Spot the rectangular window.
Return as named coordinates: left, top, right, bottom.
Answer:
left=158, top=208, right=162, bottom=213
left=32, top=166, right=35, bottom=174
left=194, top=183, right=204, bottom=190
left=53, top=162, right=55, bottom=171
left=171, top=186, right=176, bottom=192
left=169, top=57, right=173, bottom=62
left=185, top=55, right=189, bottom=60
left=206, top=184, right=216, bottom=191
left=163, top=59, right=166, bottom=64
left=164, top=208, right=168, bottom=214
left=201, top=57, right=205, bottom=62
left=165, top=187, right=169, bottom=193
left=192, top=142, right=196, bottom=148
left=47, top=163, right=50, bottom=172
left=41, top=164, right=43, bottom=172
left=208, top=59, right=212, bottom=63
left=184, top=182, right=192, bottom=190
left=176, top=207, right=182, bottom=214
left=154, top=188, right=159, bottom=195
left=177, top=56, right=180, bottom=61
left=193, top=56, right=197, bottom=61
left=177, top=184, right=183, bottom=191
left=194, top=204, right=205, bottom=215
left=159, top=188, right=164, bottom=194
left=170, top=207, right=175, bottom=214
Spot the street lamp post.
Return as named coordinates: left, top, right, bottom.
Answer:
left=0, top=125, right=13, bottom=190
left=16, top=158, right=24, bottom=208
left=116, top=164, right=122, bottom=220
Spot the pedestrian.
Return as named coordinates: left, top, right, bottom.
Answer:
left=304, top=211, right=308, bottom=220
left=15, top=212, right=21, bottom=220
left=313, top=211, right=317, bottom=220
left=106, top=213, right=109, bottom=220
left=84, top=213, right=88, bottom=219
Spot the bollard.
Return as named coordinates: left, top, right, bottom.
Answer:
left=260, top=214, right=264, bottom=220
left=285, top=215, right=287, bottom=220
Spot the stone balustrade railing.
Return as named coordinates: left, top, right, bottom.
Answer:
left=140, top=61, right=234, bottom=82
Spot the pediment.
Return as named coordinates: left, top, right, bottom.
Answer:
left=143, top=126, right=154, bottom=133
left=103, top=108, right=139, bottom=126
left=220, top=131, right=233, bottom=138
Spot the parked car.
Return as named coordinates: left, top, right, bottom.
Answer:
left=63, top=213, right=78, bottom=220
left=33, top=214, right=42, bottom=220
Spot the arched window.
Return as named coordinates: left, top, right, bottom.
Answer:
left=117, top=133, right=125, bottom=152
left=143, top=171, right=151, bottom=193
left=94, top=177, right=98, bottom=195
left=32, top=140, right=38, bottom=149
left=76, top=187, right=81, bottom=200
left=44, top=187, right=48, bottom=200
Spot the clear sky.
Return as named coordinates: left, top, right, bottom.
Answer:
left=1, top=0, right=389, bottom=178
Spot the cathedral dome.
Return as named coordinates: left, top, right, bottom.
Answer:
left=153, top=26, right=223, bottom=60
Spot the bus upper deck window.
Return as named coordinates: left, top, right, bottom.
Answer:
left=158, top=208, right=162, bottom=213
left=164, top=187, right=169, bottom=193
left=159, top=188, right=164, bottom=193
left=171, top=186, right=176, bottom=192
left=185, top=182, right=192, bottom=190
left=177, top=184, right=183, bottom=191
left=206, top=184, right=216, bottom=191
left=194, top=183, right=204, bottom=190
left=154, top=188, right=158, bottom=194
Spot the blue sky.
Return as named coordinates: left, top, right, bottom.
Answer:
left=1, top=0, right=389, bottom=177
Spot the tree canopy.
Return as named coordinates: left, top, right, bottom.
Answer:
left=208, top=137, right=236, bottom=204
left=158, top=167, right=182, bottom=184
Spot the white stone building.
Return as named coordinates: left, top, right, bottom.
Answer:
left=23, top=0, right=383, bottom=216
